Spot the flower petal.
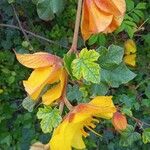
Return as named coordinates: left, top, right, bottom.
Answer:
left=50, top=121, right=78, bottom=150
left=112, top=112, right=127, bottom=131
left=50, top=96, right=116, bottom=150
left=23, top=67, right=54, bottom=100
left=15, top=52, right=61, bottom=69
left=89, top=96, right=116, bottom=119
left=81, top=0, right=113, bottom=40
left=42, top=68, right=67, bottom=105
left=81, top=0, right=126, bottom=40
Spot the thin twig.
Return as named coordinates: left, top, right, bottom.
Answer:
left=69, top=0, right=83, bottom=53
left=59, top=102, right=64, bottom=115
left=135, top=78, right=150, bottom=89
left=129, top=116, right=150, bottom=127
left=11, top=4, right=32, bottom=48
left=63, top=96, right=73, bottom=110
left=0, top=23, right=69, bottom=49
left=136, top=18, right=150, bottom=33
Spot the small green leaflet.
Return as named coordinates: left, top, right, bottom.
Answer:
left=22, top=97, right=36, bottom=112
left=98, top=45, right=124, bottom=69
left=36, top=0, right=65, bottom=21
left=37, top=106, right=62, bottom=133
left=142, top=128, right=150, bottom=144
left=71, top=48, right=101, bottom=83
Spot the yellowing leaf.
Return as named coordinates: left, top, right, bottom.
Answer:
left=124, top=54, right=136, bottom=67
left=124, top=39, right=137, bottom=67
left=15, top=52, right=61, bottom=68
left=37, top=106, right=62, bottom=133
left=71, top=48, right=100, bottom=83
left=124, top=39, right=136, bottom=55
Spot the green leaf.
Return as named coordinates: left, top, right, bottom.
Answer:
left=90, top=82, right=109, bottom=96
left=121, top=106, right=133, bottom=117
left=136, top=3, right=147, bottom=9
left=71, top=48, right=100, bottom=83
left=0, top=134, right=12, bottom=146
left=63, top=53, right=76, bottom=79
left=88, top=34, right=98, bottom=46
left=36, top=0, right=64, bottom=21
left=98, top=45, right=124, bottom=69
left=37, top=106, right=62, bottom=133
left=7, top=0, right=15, bottom=4
left=126, top=0, right=135, bottom=11
left=120, top=125, right=141, bottom=147
left=88, top=34, right=106, bottom=46
left=32, top=0, right=38, bottom=4
left=67, top=84, right=83, bottom=102
left=145, top=84, right=150, bottom=98
left=101, top=63, right=136, bottom=88
left=142, top=128, right=150, bottom=144
left=22, top=97, right=36, bottom=112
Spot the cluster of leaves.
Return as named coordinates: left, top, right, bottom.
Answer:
left=0, top=0, right=75, bottom=149
left=0, top=0, right=150, bottom=149
left=116, top=0, right=147, bottom=38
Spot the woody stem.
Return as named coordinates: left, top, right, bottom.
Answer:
left=64, top=96, right=73, bottom=110
left=69, top=0, right=83, bottom=53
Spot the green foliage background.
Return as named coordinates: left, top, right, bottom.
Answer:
left=0, top=0, right=150, bottom=149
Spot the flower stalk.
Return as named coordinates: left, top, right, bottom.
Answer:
left=69, top=0, right=83, bottom=53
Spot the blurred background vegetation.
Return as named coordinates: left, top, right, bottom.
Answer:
left=0, top=0, right=150, bottom=149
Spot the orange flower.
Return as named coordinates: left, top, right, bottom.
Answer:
left=112, top=112, right=127, bottom=131
left=15, top=52, right=67, bottom=105
left=50, top=96, right=116, bottom=150
left=81, top=0, right=126, bottom=40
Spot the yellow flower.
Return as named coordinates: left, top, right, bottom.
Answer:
left=81, top=0, right=126, bottom=40
left=124, top=39, right=137, bottom=67
left=15, top=52, right=67, bottom=105
left=50, top=96, right=116, bottom=150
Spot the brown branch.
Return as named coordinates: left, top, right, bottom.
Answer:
left=129, top=116, right=150, bottom=127
left=63, top=96, right=73, bottom=110
left=69, top=0, right=83, bottom=53
left=11, top=4, right=32, bottom=49
left=59, top=102, right=64, bottom=115
left=0, top=24, right=69, bottom=49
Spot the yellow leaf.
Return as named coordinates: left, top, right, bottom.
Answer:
left=124, top=54, right=136, bottom=67
left=124, top=39, right=136, bottom=55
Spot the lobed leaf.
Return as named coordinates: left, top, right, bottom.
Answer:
left=71, top=48, right=100, bottom=83
left=37, top=106, right=62, bottom=133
